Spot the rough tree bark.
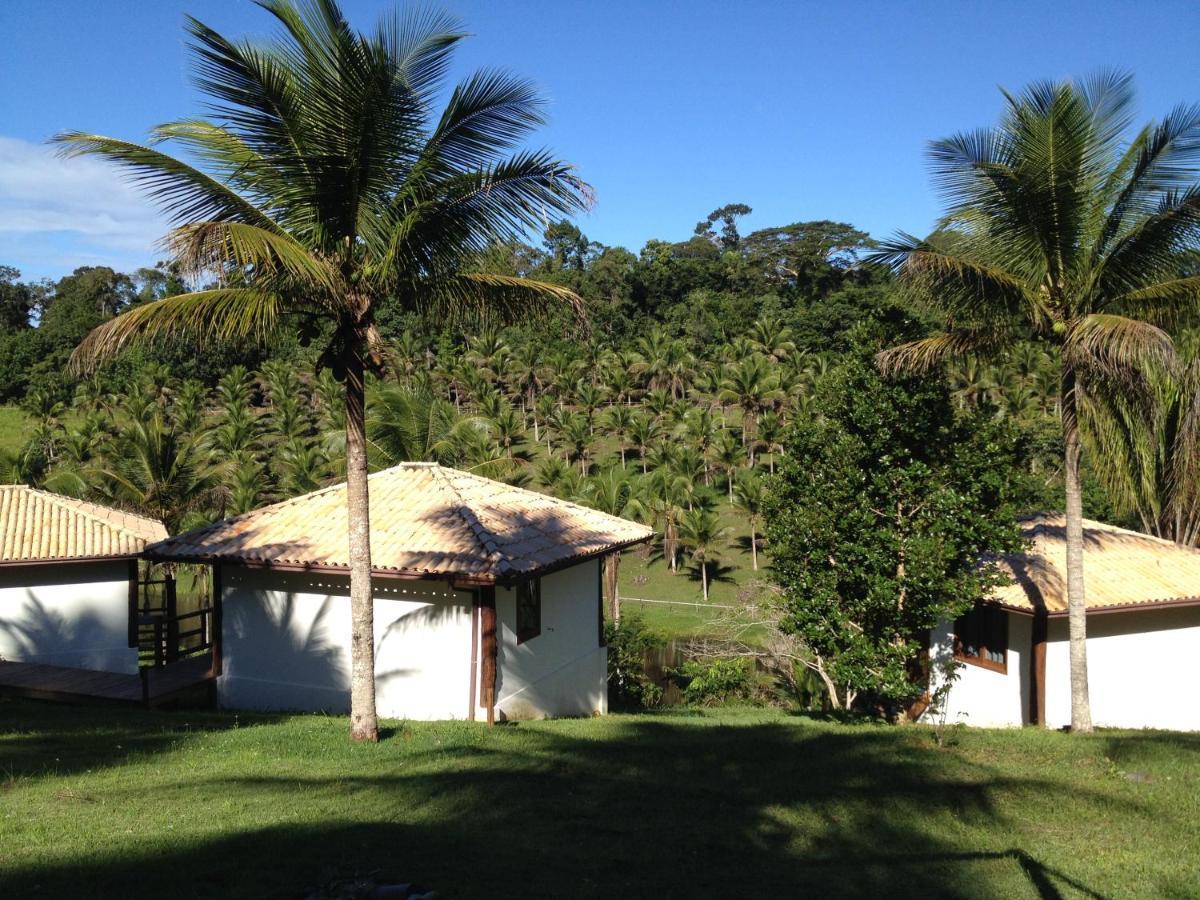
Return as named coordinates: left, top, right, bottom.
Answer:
left=1061, top=365, right=1093, bottom=733
left=345, top=337, right=379, bottom=742
left=605, top=551, right=621, bottom=624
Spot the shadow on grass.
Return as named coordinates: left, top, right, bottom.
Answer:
left=0, top=709, right=1129, bottom=899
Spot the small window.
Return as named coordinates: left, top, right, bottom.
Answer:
left=954, top=604, right=1008, bottom=672
left=517, top=578, right=541, bottom=644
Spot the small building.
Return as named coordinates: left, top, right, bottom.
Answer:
left=930, top=514, right=1200, bottom=731
left=0, top=485, right=167, bottom=675
left=145, top=462, right=653, bottom=721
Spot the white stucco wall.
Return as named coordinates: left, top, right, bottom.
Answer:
left=219, top=566, right=474, bottom=720
left=1044, top=606, right=1200, bottom=731
left=0, top=560, right=138, bottom=674
left=928, top=612, right=1031, bottom=727
left=481, top=558, right=607, bottom=721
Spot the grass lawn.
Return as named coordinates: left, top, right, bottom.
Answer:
left=0, top=406, right=31, bottom=456
left=1, top=700, right=1197, bottom=898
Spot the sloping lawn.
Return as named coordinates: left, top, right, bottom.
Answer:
left=1, top=700, right=1197, bottom=898
left=0, top=406, right=31, bottom=456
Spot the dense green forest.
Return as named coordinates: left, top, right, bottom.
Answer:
left=0, top=205, right=1124, bottom=611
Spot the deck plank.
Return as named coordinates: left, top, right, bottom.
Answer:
left=0, top=658, right=212, bottom=705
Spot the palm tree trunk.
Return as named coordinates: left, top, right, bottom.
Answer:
left=605, top=552, right=621, bottom=624
left=700, top=559, right=708, bottom=602
left=345, top=342, right=379, bottom=743
left=1062, top=366, right=1093, bottom=733
left=750, top=524, right=758, bottom=570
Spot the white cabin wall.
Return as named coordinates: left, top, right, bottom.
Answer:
left=219, top=566, right=473, bottom=720
left=1044, top=606, right=1200, bottom=731
left=0, top=560, right=137, bottom=674
left=483, top=558, right=607, bottom=720
left=928, top=612, right=1030, bottom=728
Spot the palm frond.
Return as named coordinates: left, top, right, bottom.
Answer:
left=69, top=289, right=281, bottom=374
left=875, top=329, right=1008, bottom=377
left=51, top=132, right=280, bottom=230
left=166, top=221, right=342, bottom=297
left=1065, top=313, right=1176, bottom=381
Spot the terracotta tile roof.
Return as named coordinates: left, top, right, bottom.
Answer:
left=146, top=462, right=653, bottom=584
left=992, top=514, right=1200, bottom=614
left=0, top=485, right=167, bottom=563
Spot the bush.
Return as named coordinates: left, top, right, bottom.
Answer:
left=604, top=614, right=665, bottom=710
left=677, top=657, right=755, bottom=706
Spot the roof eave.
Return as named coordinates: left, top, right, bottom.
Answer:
left=144, top=533, right=653, bottom=589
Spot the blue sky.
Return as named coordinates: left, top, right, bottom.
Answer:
left=1, top=0, right=1198, bottom=281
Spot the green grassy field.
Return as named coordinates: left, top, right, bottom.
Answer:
left=0, top=406, right=31, bottom=456
left=1, top=700, right=1196, bottom=898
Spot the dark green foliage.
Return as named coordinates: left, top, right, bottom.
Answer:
left=764, top=349, right=1026, bottom=708
left=603, top=614, right=665, bottom=710
left=0, top=265, right=35, bottom=331
left=676, top=657, right=756, bottom=706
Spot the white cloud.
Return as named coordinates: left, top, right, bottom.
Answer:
left=0, top=135, right=169, bottom=278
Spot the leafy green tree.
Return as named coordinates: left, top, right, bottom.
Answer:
left=765, top=352, right=1024, bottom=713
left=874, top=73, right=1200, bottom=732
left=56, top=0, right=588, bottom=741
left=0, top=266, right=34, bottom=331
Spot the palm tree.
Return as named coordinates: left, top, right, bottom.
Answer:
left=732, top=469, right=765, bottom=570
left=367, top=383, right=477, bottom=467
left=94, top=413, right=217, bottom=533
left=873, top=73, right=1200, bottom=733
left=718, top=355, right=781, bottom=462
left=677, top=506, right=727, bottom=601
left=58, top=0, right=589, bottom=740
left=605, top=404, right=635, bottom=466
left=628, top=413, right=661, bottom=474
left=581, top=468, right=640, bottom=622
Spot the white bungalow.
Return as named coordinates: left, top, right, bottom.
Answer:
left=930, top=514, right=1200, bottom=731
left=0, top=485, right=167, bottom=675
left=145, top=462, right=652, bottom=722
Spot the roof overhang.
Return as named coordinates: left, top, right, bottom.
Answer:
left=143, top=534, right=651, bottom=591
left=0, top=554, right=142, bottom=568
left=993, top=596, right=1200, bottom=618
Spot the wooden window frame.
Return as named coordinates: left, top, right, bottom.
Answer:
left=516, top=577, right=541, bottom=645
left=953, top=604, right=1008, bottom=674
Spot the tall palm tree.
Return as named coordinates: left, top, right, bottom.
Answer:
left=873, top=73, right=1200, bottom=733
left=732, top=469, right=765, bottom=571
left=57, top=0, right=589, bottom=741
left=678, top=506, right=727, bottom=602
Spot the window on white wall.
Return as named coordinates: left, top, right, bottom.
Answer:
left=517, top=577, right=541, bottom=644
left=954, top=604, right=1008, bottom=673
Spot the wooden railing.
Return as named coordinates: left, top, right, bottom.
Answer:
left=138, top=607, right=214, bottom=669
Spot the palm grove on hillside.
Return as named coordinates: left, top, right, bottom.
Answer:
left=4, top=51, right=1200, bottom=719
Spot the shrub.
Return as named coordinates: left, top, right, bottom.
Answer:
left=604, top=614, right=665, bottom=710
left=677, top=657, right=755, bottom=706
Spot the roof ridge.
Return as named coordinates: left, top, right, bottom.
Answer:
left=5, top=484, right=163, bottom=540
left=427, top=465, right=512, bottom=574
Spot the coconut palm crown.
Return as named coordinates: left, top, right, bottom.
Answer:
left=53, top=0, right=592, bottom=741
left=872, top=72, right=1200, bottom=732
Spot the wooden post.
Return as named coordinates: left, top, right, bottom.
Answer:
left=1030, top=607, right=1048, bottom=726
left=468, top=591, right=480, bottom=721
left=127, top=559, right=139, bottom=649
left=165, top=572, right=179, bottom=663
left=211, top=564, right=223, bottom=677
left=480, top=586, right=497, bottom=725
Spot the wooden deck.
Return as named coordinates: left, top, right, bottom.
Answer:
left=0, top=654, right=215, bottom=707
